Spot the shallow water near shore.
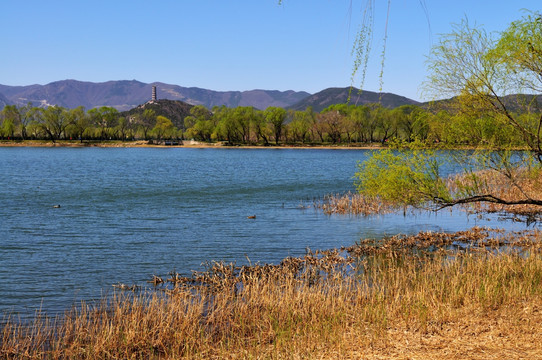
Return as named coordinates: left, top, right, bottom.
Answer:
left=0, top=147, right=533, bottom=318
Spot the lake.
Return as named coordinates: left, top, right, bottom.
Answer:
left=0, top=147, right=532, bottom=318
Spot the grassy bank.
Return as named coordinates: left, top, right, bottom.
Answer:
left=2, top=228, right=542, bottom=359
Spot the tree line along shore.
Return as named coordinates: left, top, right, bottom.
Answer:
left=0, top=100, right=538, bottom=148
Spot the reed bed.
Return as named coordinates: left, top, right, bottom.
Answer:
left=2, top=228, right=542, bottom=359
left=314, top=192, right=399, bottom=215
left=316, top=167, right=542, bottom=220
left=448, top=167, right=542, bottom=217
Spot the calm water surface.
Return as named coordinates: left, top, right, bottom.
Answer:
left=0, top=147, right=532, bottom=317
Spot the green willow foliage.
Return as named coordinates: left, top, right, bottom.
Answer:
left=0, top=101, right=533, bottom=146
left=426, top=11, right=542, bottom=162
left=354, top=147, right=450, bottom=207
left=355, top=12, right=542, bottom=211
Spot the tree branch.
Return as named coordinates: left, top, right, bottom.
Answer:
left=434, top=194, right=542, bottom=209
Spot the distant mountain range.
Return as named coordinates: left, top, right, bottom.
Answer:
left=0, top=80, right=424, bottom=112
left=2, top=80, right=540, bottom=120
left=0, top=80, right=311, bottom=111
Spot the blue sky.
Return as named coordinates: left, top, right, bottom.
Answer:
left=1, top=1, right=540, bottom=101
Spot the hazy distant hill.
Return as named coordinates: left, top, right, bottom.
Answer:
left=120, top=99, right=196, bottom=130
left=0, top=92, right=10, bottom=108
left=2, top=80, right=538, bottom=117
left=424, top=93, right=542, bottom=114
left=288, top=87, right=420, bottom=112
left=0, top=80, right=310, bottom=111
left=158, top=84, right=311, bottom=111
left=0, top=80, right=425, bottom=113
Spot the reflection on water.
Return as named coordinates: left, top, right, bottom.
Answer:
left=0, top=147, right=533, bottom=317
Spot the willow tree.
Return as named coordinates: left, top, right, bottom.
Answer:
left=68, top=106, right=89, bottom=143
left=264, top=107, right=286, bottom=145
left=39, top=106, right=72, bottom=143
left=152, top=115, right=176, bottom=141
left=0, top=105, right=20, bottom=139
left=356, top=13, right=542, bottom=212
left=426, top=13, right=542, bottom=161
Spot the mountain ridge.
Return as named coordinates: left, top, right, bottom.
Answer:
left=287, top=87, right=420, bottom=112
left=0, top=80, right=424, bottom=112
left=0, top=80, right=312, bottom=111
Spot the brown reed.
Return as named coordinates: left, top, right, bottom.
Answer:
left=314, top=192, right=399, bottom=216
left=316, top=167, right=542, bottom=219
left=2, top=228, right=542, bottom=359
left=448, top=167, right=542, bottom=216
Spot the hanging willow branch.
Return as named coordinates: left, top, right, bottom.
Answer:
left=350, top=0, right=375, bottom=99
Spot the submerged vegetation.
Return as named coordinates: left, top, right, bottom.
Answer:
left=316, top=191, right=398, bottom=216
left=2, top=228, right=542, bottom=359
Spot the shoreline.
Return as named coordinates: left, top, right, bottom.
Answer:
left=0, top=139, right=384, bottom=150
left=2, top=227, right=541, bottom=359
left=0, top=140, right=526, bottom=151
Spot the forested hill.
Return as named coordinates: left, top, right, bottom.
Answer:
left=0, top=80, right=310, bottom=111
left=120, top=99, right=195, bottom=130
left=287, top=87, right=420, bottom=112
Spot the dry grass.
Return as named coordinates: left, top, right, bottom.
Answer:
left=2, top=228, right=542, bottom=359
left=448, top=167, right=542, bottom=217
left=314, top=192, right=399, bottom=215
left=317, top=167, right=542, bottom=219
